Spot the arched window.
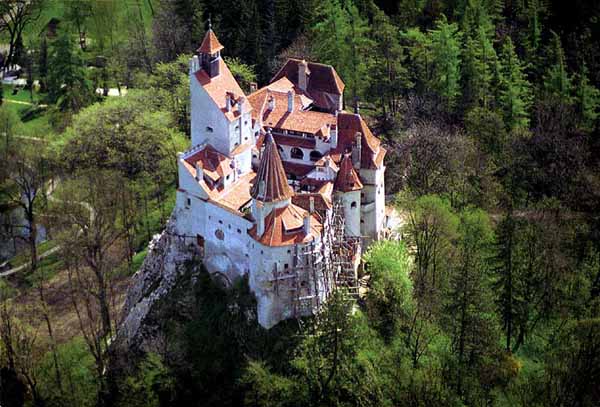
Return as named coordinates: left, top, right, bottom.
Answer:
left=291, top=147, right=304, bottom=160
left=351, top=201, right=357, bottom=209
left=277, top=145, right=286, bottom=159
left=309, top=150, right=323, bottom=162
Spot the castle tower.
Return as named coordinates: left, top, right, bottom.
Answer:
left=189, top=27, right=254, bottom=173
left=250, top=130, right=295, bottom=235
left=334, top=154, right=363, bottom=237
left=197, top=24, right=224, bottom=78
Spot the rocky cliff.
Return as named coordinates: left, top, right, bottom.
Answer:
left=114, top=217, right=202, bottom=354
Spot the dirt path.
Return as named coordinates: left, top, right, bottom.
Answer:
left=0, top=179, right=93, bottom=278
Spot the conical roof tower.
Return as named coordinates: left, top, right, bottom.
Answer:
left=251, top=131, right=294, bottom=203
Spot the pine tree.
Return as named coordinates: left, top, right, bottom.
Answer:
left=429, top=16, right=462, bottom=110
left=461, top=0, right=495, bottom=39
left=312, top=0, right=372, bottom=101
left=543, top=31, right=573, bottom=105
left=574, top=65, right=600, bottom=131
left=367, top=9, right=411, bottom=118
left=47, top=30, right=93, bottom=112
left=445, top=209, right=496, bottom=396
left=462, top=25, right=497, bottom=109
left=498, top=37, right=532, bottom=130
left=493, top=211, right=520, bottom=351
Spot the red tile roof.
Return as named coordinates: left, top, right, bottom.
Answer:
left=184, top=145, right=233, bottom=182
left=273, top=133, right=316, bottom=149
left=334, top=154, right=363, bottom=192
left=272, top=58, right=345, bottom=95
left=248, top=203, right=322, bottom=246
left=247, top=88, right=336, bottom=135
left=251, top=132, right=294, bottom=202
left=197, top=29, right=224, bottom=54
left=292, top=193, right=332, bottom=212
left=334, top=112, right=383, bottom=169
left=194, top=59, right=250, bottom=122
left=281, top=161, right=314, bottom=178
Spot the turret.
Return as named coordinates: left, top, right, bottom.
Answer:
left=334, top=154, right=363, bottom=237
left=197, top=22, right=224, bottom=78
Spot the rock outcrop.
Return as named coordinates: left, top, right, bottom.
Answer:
left=115, top=217, right=200, bottom=354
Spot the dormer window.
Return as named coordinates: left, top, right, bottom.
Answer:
left=206, top=126, right=214, bottom=133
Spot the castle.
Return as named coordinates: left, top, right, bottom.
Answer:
left=173, top=28, right=387, bottom=328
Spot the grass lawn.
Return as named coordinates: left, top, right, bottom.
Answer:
left=2, top=85, right=54, bottom=138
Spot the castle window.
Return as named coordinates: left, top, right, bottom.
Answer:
left=226, top=174, right=230, bottom=180
left=351, top=201, right=357, bottom=209
left=284, top=264, right=289, bottom=269
left=237, top=228, right=242, bottom=234
left=219, top=220, right=223, bottom=224
left=309, top=151, right=323, bottom=162
left=206, top=126, right=213, bottom=133
left=186, top=198, right=191, bottom=208
left=291, top=147, right=304, bottom=160
left=214, top=229, right=225, bottom=240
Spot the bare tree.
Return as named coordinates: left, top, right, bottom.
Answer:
left=0, top=143, right=49, bottom=274
left=0, top=0, right=43, bottom=72
left=51, top=170, right=130, bottom=405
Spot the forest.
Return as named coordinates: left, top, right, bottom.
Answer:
left=0, top=0, right=599, bottom=406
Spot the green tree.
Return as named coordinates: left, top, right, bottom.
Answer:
left=47, top=31, right=94, bottom=112
left=224, top=57, right=258, bottom=94
left=312, top=0, right=372, bottom=101
left=367, top=9, right=411, bottom=120
left=462, top=25, right=497, bottom=109
left=428, top=16, right=462, bottom=110
left=444, top=208, right=496, bottom=397
left=403, top=195, right=459, bottom=307
left=498, top=37, right=532, bottom=130
left=543, top=31, right=573, bottom=105
left=363, top=240, right=413, bottom=341
left=574, top=65, right=600, bottom=131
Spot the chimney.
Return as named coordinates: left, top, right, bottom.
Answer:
left=195, top=162, right=203, bottom=181
left=303, top=212, right=311, bottom=235
left=287, top=90, right=294, bottom=112
left=298, top=60, right=308, bottom=91
left=354, top=98, right=360, bottom=115
left=267, top=95, right=275, bottom=111
left=256, top=204, right=265, bottom=236
left=330, top=125, right=338, bottom=148
left=250, top=82, right=258, bottom=92
left=225, top=94, right=231, bottom=112
left=352, top=132, right=362, bottom=170
left=238, top=96, right=245, bottom=115
left=309, top=196, right=315, bottom=213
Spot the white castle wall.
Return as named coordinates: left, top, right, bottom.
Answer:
left=335, top=189, right=361, bottom=237
left=359, top=166, right=386, bottom=240
left=190, top=74, right=231, bottom=155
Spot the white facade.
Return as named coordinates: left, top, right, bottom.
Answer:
left=171, top=30, right=388, bottom=328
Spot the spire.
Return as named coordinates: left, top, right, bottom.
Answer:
left=251, top=130, right=294, bottom=202
left=334, top=154, right=363, bottom=192
left=197, top=26, right=224, bottom=55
